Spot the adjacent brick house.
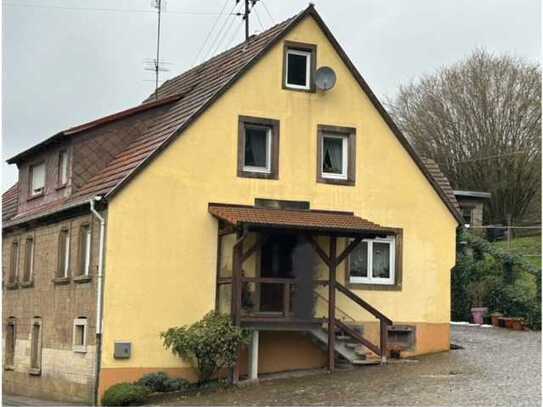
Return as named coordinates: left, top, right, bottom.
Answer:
left=3, top=5, right=462, bottom=403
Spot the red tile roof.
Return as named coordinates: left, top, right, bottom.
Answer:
left=2, top=183, right=18, bottom=222
left=208, top=203, right=397, bottom=235
left=421, top=158, right=460, bottom=212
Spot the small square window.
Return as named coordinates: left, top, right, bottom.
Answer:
left=73, top=318, right=87, bottom=353
left=283, top=42, right=316, bottom=92
left=317, top=125, right=356, bottom=186
left=29, top=163, right=46, bottom=197
left=238, top=116, right=279, bottom=179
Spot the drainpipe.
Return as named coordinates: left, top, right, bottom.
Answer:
left=90, top=196, right=106, bottom=405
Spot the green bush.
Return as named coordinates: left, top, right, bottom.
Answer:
left=101, top=383, right=150, bottom=406
left=161, top=311, right=250, bottom=382
left=135, top=371, right=190, bottom=393
left=452, top=230, right=541, bottom=329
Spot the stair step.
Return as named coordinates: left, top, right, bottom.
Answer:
left=351, top=358, right=382, bottom=365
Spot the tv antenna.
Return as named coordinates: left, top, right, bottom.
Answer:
left=147, top=0, right=167, bottom=100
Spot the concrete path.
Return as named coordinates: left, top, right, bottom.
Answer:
left=2, top=394, right=88, bottom=406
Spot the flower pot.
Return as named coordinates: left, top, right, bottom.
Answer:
left=503, top=318, right=514, bottom=329
left=510, top=318, right=525, bottom=331
left=471, top=307, right=488, bottom=325
left=490, top=312, right=503, bottom=327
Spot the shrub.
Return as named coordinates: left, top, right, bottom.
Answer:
left=101, top=383, right=150, bottom=406
left=161, top=311, right=251, bottom=382
left=135, top=371, right=190, bottom=393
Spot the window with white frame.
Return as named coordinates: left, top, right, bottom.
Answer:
left=349, top=237, right=396, bottom=285
left=58, top=151, right=69, bottom=186
left=244, top=124, right=272, bottom=173
left=57, top=228, right=70, bottom=278
left=72, top=317, right=87, bottom=353
left=78, top=224, right=91, bottom=276
left=285, top=48, right=312, bottom=89
left=321, top=133, right=348, bottom=180
left=29, top=163, right=46, bottom=196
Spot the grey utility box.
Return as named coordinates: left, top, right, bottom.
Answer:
left=114, top=342, right=131, bottom=359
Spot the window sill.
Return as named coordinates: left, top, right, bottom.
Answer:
left=238, top=170, right=278, bottom=180
left=347, top=282, right=402, bottom=291
left=73, top=275, right=92, bottom=284
left=52, top=277, right=71, bottom=285
left=5, top=282, right=18, bottom=290
left=27, top=192, right=44, bottom=202
left=55, top=184, right=67, bottom=191
left=317, top=176, right=355, bottom=186
left=72, top=346, right=87, bottom=354
left=4, top=365, right=15, bottom=371
left=29, top=368, right=41, bottom=376
left=19, top=280, right=34, bottom=288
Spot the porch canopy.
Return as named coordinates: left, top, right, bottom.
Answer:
left=208, top=202, right=397, bottom=379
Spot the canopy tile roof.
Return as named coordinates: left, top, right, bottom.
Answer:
left=208, top=203, right=398, bottom=235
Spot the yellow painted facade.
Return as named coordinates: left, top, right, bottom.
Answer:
left=100, top=13, right=457, bottom=377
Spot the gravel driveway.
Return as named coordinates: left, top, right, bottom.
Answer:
left=159, top=324, right=541, bottom=406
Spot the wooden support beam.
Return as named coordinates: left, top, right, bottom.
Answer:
left=328, top=236, right=337, bottom=372
left=241, top=234, right=267, bottom=264
left=335, top=319, right=382, bottom=356
left=380, top=321, right=388, bottom=362
left=219, top=224, right=237, bottom=237
left=230, top=229, right=247, bottom=385
left=336, top=237, right=362, bottom=266
left=304, top=234, right=331, bottom=267
left=214, top=230, right=223, bottom=311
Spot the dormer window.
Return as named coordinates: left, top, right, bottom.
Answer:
left=29, top=163, right=46, bottom=197
left=238, top=116, right=280, bottom=179
left=283, top=41, right=316, bottom=92
left=58, top=150, right=68, bottom=186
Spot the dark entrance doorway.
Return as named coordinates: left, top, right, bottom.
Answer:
left=259, top=233, right=316, bottom=318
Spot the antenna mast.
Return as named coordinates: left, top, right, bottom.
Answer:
left=153, top=0, right=163, bottom=100
left=236, top=0, right=259, bottom=41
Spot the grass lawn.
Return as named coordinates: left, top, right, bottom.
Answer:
left=493, top=235, right=541, bottom=269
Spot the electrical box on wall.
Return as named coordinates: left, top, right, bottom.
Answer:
left=114, top=342, right=131, bottom=359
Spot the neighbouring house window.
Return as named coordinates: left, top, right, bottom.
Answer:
left=30, top=318, right=42, bottom=373
left=238, top=116, right=280, bottom=179
left=462, top=207, right=473, bottom=226
left=72, top=317, right=87, bottom=353
left=9, top=240, right=19, bottom=284
left=57, top=229, right=70, bottom=278
left=317, top=125, right=356, bottom=185
left=58, top=151, right=68, bottom=186
left=283, top=42, right=316, bottom=91
left=78, top=224, right=91, bottom=276
left=29, top=163, right=46, bottom=197
left=5, top=318, right=16, bottom=368
left=22, top=237, right=34, bottom=283
left=349, top=237, right=396, bottom=285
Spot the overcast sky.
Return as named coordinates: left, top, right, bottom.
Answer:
left=2, top=0, right=540, bottom=191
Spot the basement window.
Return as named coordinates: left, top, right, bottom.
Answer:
left=238, top=116, right=279, bottom=179
left=72, top=317, right=87, bottom=353
left=29, top=163, right=46, bottom=197
left=283, top=42, right=316, bottom=91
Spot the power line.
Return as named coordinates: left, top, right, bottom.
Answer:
left=203, top=1, right=240, bottom=61
left=253, top=6, right=265, bottom=31
left=260, top=0, right=275, bottom=23
left=192, top=0, right=231, bottom=67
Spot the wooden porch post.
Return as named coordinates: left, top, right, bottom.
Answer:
left=328, top=236, right=337, bottom=372
left=230, top=229, right=245, bottom=384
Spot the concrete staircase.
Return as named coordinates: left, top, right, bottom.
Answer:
left=308, top=323, right=382, bottom=367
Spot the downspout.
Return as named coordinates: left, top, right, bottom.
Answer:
left=90, top=196, right=106, bottom=406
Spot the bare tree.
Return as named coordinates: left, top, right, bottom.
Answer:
left=388, top=49, right=541, bottom=224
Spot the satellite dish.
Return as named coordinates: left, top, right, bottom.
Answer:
left=315, top=66, right=336, bottom=91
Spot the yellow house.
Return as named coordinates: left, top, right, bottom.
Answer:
left=2, top=5, right=461, bottom=403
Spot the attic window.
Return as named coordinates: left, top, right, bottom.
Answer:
left=29, top=163, right=46, bottom=197
left=283, top=42, right=316, bottom=91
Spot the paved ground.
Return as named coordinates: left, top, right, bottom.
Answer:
left=159, top=325, right=541, bottom=406
left=3, top=325, right=540, bottom=406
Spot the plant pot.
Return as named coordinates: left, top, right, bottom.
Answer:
left=510, top=318, right=525, bottom=331
left=471, top=307, right=488, bottom=325
left=503, top=318, right=513, bottom=329
left=490, top=312, right=503, bottom=327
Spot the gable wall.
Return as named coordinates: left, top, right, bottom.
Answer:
left=100, top=15, right=457, bottom=375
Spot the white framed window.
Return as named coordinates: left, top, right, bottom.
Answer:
left=58, top=151, right=68, bottom=186
left=349, top=237, right=396, bottom=285
left=72, top=317, right=87, bottom=353
left=29, top=163, right=46, bottom=196
left=285, top=48, right=312, bottom=90
left=321, top=133, right=349, bottom=180
left=243, top=124, right=272, bottom=174
left=57, top=229, right=70, bottom=278
left=79, top=224, right=91, bottom=276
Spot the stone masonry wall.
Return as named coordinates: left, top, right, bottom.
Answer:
left=2, top=211, right=102, bottom=402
